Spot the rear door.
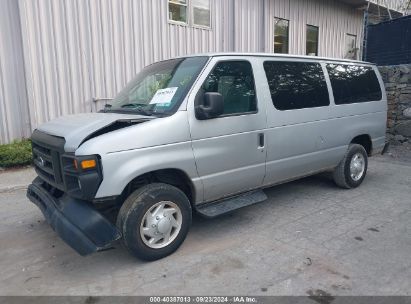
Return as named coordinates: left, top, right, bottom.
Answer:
left=187, top=57, right=267, bottom=202
left=261, top=59, right=343, bottom=185
left=325, top=63, right=387, bottom=153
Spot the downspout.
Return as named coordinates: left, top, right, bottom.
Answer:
left=261, top=0, right=266, bottom=52
left=16, top=0, right=33, bottom=137
left=232, top=0, right=235, bottom=51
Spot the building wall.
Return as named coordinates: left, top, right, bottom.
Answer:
left=1, top=0, right=366, bottom=143
left=17, top=0, right=235, bottom=141
left=263, top=0, right=364, bottom=56
left=0, top=0, right=31, bottom=144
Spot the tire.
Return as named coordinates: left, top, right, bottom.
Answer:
left=116, top=183, right=192, bottom=261
left=333, top=144, right=368, bottom=189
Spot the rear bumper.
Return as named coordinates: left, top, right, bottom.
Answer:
left=27, top=177, right=121, bottom=256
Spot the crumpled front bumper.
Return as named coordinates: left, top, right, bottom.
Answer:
left=26, top=177, right=121, bottom=256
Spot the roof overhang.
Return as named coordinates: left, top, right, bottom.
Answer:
left=338, top=0, right=368, bottom=9
left=338, top=0, right=404, bottom=16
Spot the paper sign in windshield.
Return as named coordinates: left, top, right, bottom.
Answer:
left=150, top=87, right=178, bottom=106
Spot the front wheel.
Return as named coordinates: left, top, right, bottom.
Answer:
left=333, top=144, right=368, bottom=189
left=116, top=183, right=192, bottom=261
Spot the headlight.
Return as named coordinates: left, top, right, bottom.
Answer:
left=62, top=154, right=103, bottom=200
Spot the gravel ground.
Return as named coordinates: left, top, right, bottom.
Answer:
left=381, top=141, right=411, bottom=163
left=0, top=153, right=410, bottom=296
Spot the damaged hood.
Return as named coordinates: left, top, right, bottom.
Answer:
left=37, top=113, right=155, bottom=152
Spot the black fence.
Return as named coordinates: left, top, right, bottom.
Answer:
left=365, top=15, right=411, bottom=65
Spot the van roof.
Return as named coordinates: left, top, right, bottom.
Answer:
left=181, top=52, right=373, bottom=65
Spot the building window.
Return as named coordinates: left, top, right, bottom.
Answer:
left=168, top=0, right=188, bottom=24
left=274, top=18, right=289, bottom=54
left=168, top=0, right=211, bottom=28
left=306, top=25, right=319, bottom=56
left=192, top=0, right=211, bottom=28
left=344, top=34, right=357, bottom=60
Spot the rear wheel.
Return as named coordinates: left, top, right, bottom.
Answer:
left=117, top=183, right=192, bottom=261
left=333, top=144, right=368, bottom=189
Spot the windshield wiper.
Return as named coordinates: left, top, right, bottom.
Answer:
left=118, top=103, right=154, bottom=116
left=120, top=103, right=148, bottom=108
left=103, top=102, right=155, bottom=116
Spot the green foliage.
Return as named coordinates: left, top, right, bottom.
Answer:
left=0, top=139, right=32, bottom=168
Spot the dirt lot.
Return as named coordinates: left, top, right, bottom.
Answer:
left=0, top=153, right=410, bottom=296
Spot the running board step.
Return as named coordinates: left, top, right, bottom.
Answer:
left=195, top=190, right=268, bottom=218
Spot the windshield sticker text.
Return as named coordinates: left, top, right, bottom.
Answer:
left=150, top=87, right=178, bottom=106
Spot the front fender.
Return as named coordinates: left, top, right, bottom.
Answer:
left=94, top=141, right=203, bottom=203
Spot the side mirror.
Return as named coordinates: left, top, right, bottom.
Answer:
left=195, top=92, right=224, bottom=120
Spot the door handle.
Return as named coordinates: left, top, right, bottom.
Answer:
left=258, top=133, right=265, bottom=149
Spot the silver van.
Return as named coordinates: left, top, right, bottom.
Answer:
left=27, top=53, right=387, bottom=260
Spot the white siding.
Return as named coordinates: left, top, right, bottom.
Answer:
left=0, top=0, right=31, bottom=144
left=0, top=0, right=394, bottom=143
left=233, top=0, right=265, bottom=52
left=263, top=0, right=363, bottom=57
left=16, top=0, right=234, bottom=135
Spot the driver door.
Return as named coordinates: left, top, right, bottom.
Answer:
left=187, top=57, right=267, bottom=203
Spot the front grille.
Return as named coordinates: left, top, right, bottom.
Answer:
left=32, top=142, right=55, bottom=182
left=31, top=130, right=66, bottom=190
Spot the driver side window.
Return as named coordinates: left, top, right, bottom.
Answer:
left=203, top=61, right=257, bottom=115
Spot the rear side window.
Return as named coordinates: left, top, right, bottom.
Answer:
left=326, top=64, right=382, bottom=104
left=202, top=61, right=257, bottom=115
left=263, top=61, right=329, bottom=110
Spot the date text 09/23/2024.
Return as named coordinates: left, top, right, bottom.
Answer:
left=149, top=297, right=257, bottom=303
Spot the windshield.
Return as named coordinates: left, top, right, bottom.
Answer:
left=106, top=56, right=209, bottom=116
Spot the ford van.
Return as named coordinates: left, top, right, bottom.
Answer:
left=27, top=53, right=387, bottom=260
